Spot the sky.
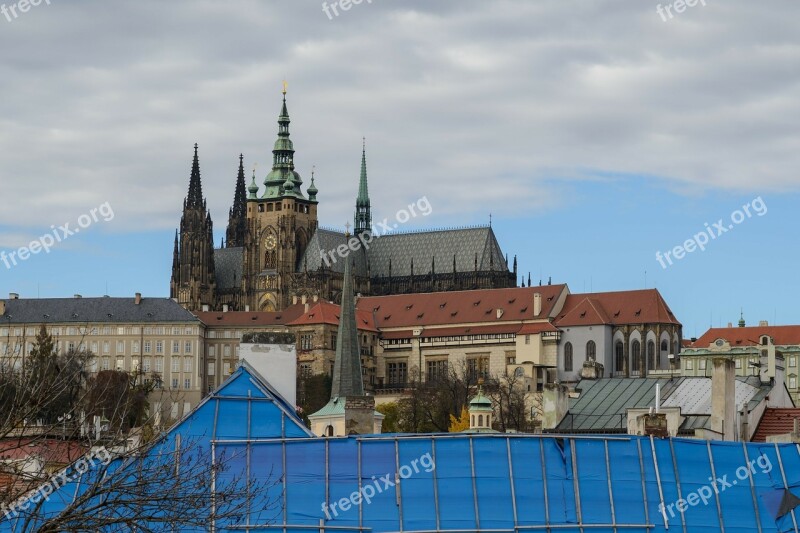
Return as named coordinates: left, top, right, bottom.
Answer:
left=0, top=0, right=798, bottom=338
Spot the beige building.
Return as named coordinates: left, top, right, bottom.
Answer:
left=0, top=293, right=205, bottom=423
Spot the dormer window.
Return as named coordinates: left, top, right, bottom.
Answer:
left=761, top=336, right=770, bottom=346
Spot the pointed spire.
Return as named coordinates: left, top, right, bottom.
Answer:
left=354, top=138, right=372, bottom=236
left=739, top=310, right=746, bottom=328
left=330, top=228, right=364, bottom=399
left=528, top=272, right=531, bottom=287
left=307, top=165, right=319, bottom=202
left=263, top=85, right=304, bottom=199
left=226, top=154, right=248, bottom=248
left=248, top=167, right=259, bottom=199
left=186, top=143, right=204, bottom=208
left=513, top=255, right=518, bottom=276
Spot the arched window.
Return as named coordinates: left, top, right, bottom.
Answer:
left=471, top=415, right=475, bottom=427
left=265, top=250, right=277, bottom=270
left=615, top=341, right=625, bottom=372
left=631, top=340, right=641, bottom=372
left=586, top=340, right=596, bottom=361
left=659, top=339, right=668, bottom=366
left=564, top=342, right=573, bottom=371
left=478, top=414, right=483, bottom=426
left=647, top=341, right=656, bottom=370
left=325, top=425, right=334, bottom=437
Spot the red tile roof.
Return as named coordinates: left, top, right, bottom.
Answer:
left=0, top=438, right=88, bottom=465
left=194, top=307, right=304, bottom=327
left=358, top=285, right=568, bottom=329
left=286, top=301, right=378, bottom=332
left=692, top=325, right=800, bottom=348
left=555, top=289, right=680, bottom=327
left=751, top=408, right=800, bottom=442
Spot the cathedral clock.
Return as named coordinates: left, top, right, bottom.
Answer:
left=265, top=235, right=277, bottom=249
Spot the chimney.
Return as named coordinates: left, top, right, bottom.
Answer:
left=304, top=303, right=310, bottom=313
left=135, top=293, right=142, bottom=305
left=533, top=293, right=542, bottom=317
left=301, top=294, right=307, bottom=305
left=313, top=295, right=319, bottom=302
left=0, top=300, right=5, bottom=316
left=223, top=304, right=229, bottom=313
left=9, top=293, right=18, bottom=300
left=711, top=358, right=736, bottom=441
left=727, top=322, right=733, bottom=328
left=496, top=308, right=504, bottom=319
left=759, top=320, right=769, bottom=327
left=74, top=294, right=82, bottom=299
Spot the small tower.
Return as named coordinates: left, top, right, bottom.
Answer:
left=467, top=379, right=497, bottom=433
left=354, top=138, right=372, bottom=237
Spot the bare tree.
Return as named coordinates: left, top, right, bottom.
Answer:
left=1, top=326, right=278, bottom=531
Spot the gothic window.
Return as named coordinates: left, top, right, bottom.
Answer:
left=648, top=340, right=656, bottom=370
left=631, top=340, right=641, bottom=372
left=615, top=341, right=625, bottom=372
left=586, top=340, right=596, bottom=361
left=564, top=342, right=573, bottom=371
left=265, top=250, right=277, bottom=270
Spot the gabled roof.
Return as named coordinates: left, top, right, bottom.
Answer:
left=1, top=297, right=199, bottom=324
left=195, top=306, right=305, bottom=327
left=555, top=289, right=680, bottom=327
left=752, top=408, right=800, bottom=442
left=692, top=325, right=800, bottom=348
left=359, top=284, right=568, bottom=329
left=285, top=300, right=378, bottom=332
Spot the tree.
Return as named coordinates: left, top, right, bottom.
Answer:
left=1, top=324, right=277, bottom=531
left=448, top=407, right=470, bottom=432
left=376, top=402, right=400, bottom=433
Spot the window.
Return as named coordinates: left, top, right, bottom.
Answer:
left=208, top=362, right=216, bottom=376
left=172, top=341, right=180, bottom=354
left=155, top=358, right=163, bottom=373
left=686, top=360, right=694, bottom=370
left=586, top=340, right=596, bottom=361
left=143, top=358, right=151, bottom=372
left=387, top=362, right=408, bottom=386
left=172, top=358, right=180, bottom=372
left=761, top=336, right=770, bottom=345
left=224, top=345, right=231, bottom=358
left=132, top=341, right=140, bottom=354
left=790, top=376, right=797, bottom=389
left=466, top=356, right=490, bottom=382
left=144, top=341, right=151, bottom=354
left=564, top=342, right=573, bottom=371
left=300, top=334, right=313, bottom=351
left=615, top=341, right=625, bottom=372
left=184, top=358, right=192, bottom=372
left=426, top=360, right=448, bottom=382
left=331, top=333, right=338, bottom=348
left=91, top=341, right=99, bottom=355
left=209, top=345, right=216, bottom=357
left=116, top=357, right=125, bottom=371
left=185, top=341, right=192, bottom=354
left=171, top=378, right=179, bottom=389
left=631, top=341, right=641, bottom=372
left=156, top=341, right=164, bottom=354
left=117, top=341, right=125, bottom=354
left=647, top=341, right=655, bottom=370
left=525, top=335, right=530, bottom=345
left=790, top=357, right=797, bottom=368
left=699, top=359, right=707, bottom=370
left=184, top=378, right=191, bottom=389
left=102, top=341, right=110, bottom=355
left=118, top=327, right=125, bottom=335
left=102, top=357, right=110, bottom=371
left=735, top=359, right=742, bottom=369
left=299, top=363, right=312, bottom=378
left=223, top=362, right=231, bottom=375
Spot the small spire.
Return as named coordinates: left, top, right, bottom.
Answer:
left=739, top=309, right=746, bottom=328
left=307, top=165, right=319, bottom=202
left=248, top=166, right=259, bottom=199
left=186, top=143, right=204, bottom=208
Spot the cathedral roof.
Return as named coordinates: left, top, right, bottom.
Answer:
left=299, top=225, right=509, bottom=278
left=214, top=247, right=244, bottom=290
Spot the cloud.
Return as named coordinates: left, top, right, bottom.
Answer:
left=0, top=0, right=798, bottom=235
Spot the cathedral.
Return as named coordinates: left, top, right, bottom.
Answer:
left=170, top=89, right=518, bottom=312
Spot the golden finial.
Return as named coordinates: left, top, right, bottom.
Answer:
left=282, top=80, right=288, bottom=95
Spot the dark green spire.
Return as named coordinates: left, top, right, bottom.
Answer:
left=354, top=138, right=371, bottom=236
left=330, top=232, right=364, bottom=398
left=186, top=143, right=204, bottom=209
left=307, top=166, right=318, bottom=202
left=263, top=86, right=305, bottom=199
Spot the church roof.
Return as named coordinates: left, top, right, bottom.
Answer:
left=299, top=225, right=509, bottom=278
left=213, top=247, right=244, bottom=290
left=554, top=289, right=680, bottom=327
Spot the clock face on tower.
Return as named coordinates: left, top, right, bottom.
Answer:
left=265, top=235, right=277, bottom=249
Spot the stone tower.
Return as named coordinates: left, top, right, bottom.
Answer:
left=171, top=144, right=216, bottom=311
left=242, top=87, right=318, bottom=311
left=226, top=154, right=248, bottom=248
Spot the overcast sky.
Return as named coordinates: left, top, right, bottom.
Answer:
left=1, top=0, right=799, bottom=335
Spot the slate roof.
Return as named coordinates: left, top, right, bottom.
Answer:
left=555, top=289, right=681, bottom=327
left=214, top=247, right=244, bottom=290
left=752, top=408, right=800, bottom=442
left=554, top=375, right=773, bottom=434
left=0, top=297, right=198, bottom=324
left=299, top=226, right=509, bottom=278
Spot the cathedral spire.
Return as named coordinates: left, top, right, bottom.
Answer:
left=330, top=231, right=364, bottom=399
left=354, top=138, right=372, bottom=236
left=226, top=154, right=247, bottom=248
left=186, top=143, right=204, bottom=209
left=263, top=85, right=304, bottom=199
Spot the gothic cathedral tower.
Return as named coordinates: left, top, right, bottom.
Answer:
left=171, top=144, right=217, bottom=310
left=242, top=87, right=318, bottom=311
